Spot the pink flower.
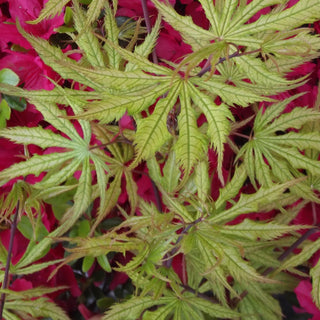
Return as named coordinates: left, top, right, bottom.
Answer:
left=0, top=229, right=29, bottom=265
left=0, top=51, right=56, bottom=90
left=10, top=278, right=33, bottom=291
left=185, top=1, right=209, bottom=29
left=119, top=112, right=135, bottom=131
left=7, top=0, right=64, bottom=41
left=117, top=0, right=175, bottom=19
left=156, top=23, right=192, bottom=62
left=295, top=280, right=320, bottom=319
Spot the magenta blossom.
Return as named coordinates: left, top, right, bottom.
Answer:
left=294, top=280, right=320, bottom=319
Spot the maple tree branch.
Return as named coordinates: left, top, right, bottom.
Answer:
left=197, top=48, right=261, bottom=77
left=0, top=200, right=20, bottom=318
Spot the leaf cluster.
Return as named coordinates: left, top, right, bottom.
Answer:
left=1, top=0, right=320, bottom=319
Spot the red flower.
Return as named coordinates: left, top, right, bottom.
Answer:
left=185, top=1, right=209, bottom=29
left=117, top=0, right=175, bottom=19
left=0, top=51, right=57, bottom=90
left=6, top=0, right=64, bottom=41
left=295, top=280, right=320, bottom=319
left=10, top=278, right=33, bottom=291
left=0, top=229, right=29, bottom=265
left=156, top=23, right=192, bottom=62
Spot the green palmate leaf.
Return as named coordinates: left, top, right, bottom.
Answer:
left=4, top=296, right=70, bottom=320
left=144, top=292, right=240, bottom=320
left=254, top=94, right=305, bottom=131
left=27, top=0, right=68, bottom=24
left=261, top=132, right=320, bottom=151
left=2, top=309, right=20, bottom=320
left=16, top=221, right=71, bottom=270
left=191, top=76, right=267, bottom=107
left=234, top=54, right=295, bottom=88
left=81, top=0, right=107, bottom=35
left=152, top=0, right=212, bottom=51
left=76, top=83, right=170, bottom=123
left=90, top=153, right=108, bottom=214
left=252, top=145, right=273, bottom=188
left=209, top=180, right=297, bottom=224
left=258, top=141, right=313, bottom=190
left=61, top=156, right=92, bottom=226
left=230, top=0, right=320, bottom=36
left=194, top=159, right=210, bottom=203
left=124, top=169, right=139, bottom=214
left=35, top=157, right=83, bottom=189
left=311, top=259, right=320, bottom=309
left=0, top=126, right=77, bottom=149
left=162, top=150, right=181, bottom=193
left=103, top=296, right=172, bottom=320
left=260, top=107, right=320, bottom=134
left=215, top=164, right=247, bottom=212
left=160, top=187, right=195, bottom=223
left=55, top=61, right=170, bottom=91
left=104, top=37, right=172, bottom=75
left=220, top=219, right=306, bottom=241
left=0, top=151, right=77, bottom=186
left=223, top=0, right=280, bottom=33
left=186, top=294, right=240, bottom=319
left=186, top=224, right=273, bottom=287
left=237, top=290, right=281, bottom=320
left=103, top=2, right=121, bottom=69
left=28, top=100, right=85, bottom=144
left=91, top=168, right=121, bottom=231
left=218, top=241, right=270, bottom=283
left=188, top=83, right=233, bottom=183
left=4, top=2, right=320, bottom=319
left=125, top=15, right=161, bottom=71
left=275, top=237, right=320, bottom=273
left=16, top=23, right=106, bottom=91
left=131, top=80, right=181, bottom=166
left=0, top=83, right=100, bottom=106
left=0, top=99, right=11, bottom=128
left=261, top=142, right=320, bottom=176
left=61, top=231, right=143, bottom=266
left=72, top=0, right=105, bottom=68
left=240, top=96, right=320, bottom=199
left=13, top=259, right=64, bottom=277
left=174, top=82, right=208, bottom=177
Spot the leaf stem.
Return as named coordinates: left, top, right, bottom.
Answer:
left=232, top=132, right=251, bottom=140
left=197, top=48, right=261, bottom=77
left=0, top=200, right=20, bottom=318
left=181, top=284, right=219, bottom=304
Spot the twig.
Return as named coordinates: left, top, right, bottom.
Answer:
left=196, top=48, right=261, bottom=78
left=0, top=200, right=20, bottom=318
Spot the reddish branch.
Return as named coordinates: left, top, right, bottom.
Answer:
left=0, top=200, right=20, bottom=318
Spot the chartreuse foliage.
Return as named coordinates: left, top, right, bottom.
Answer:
left=1, top=0, right=320, bottom=319
left=0, top=286, right=70, bottom=320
